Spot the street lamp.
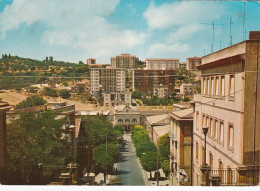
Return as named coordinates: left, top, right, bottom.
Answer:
left=200, top=126, right=210, bottom=186
left=69, top=125, right=76, bottom=162
left=202, top=126, right=209, bottom=166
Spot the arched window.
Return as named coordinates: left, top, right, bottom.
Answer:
left=132, top=118, right=137, bottom=122
left=118, top=119, right=123, bottom=122
left=125, top=119, right=130, bottom=123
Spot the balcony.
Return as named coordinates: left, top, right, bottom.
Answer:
left=210, top=169, right=237, bottom=186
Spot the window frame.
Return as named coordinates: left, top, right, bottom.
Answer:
left=228, top=123, right=234, bottom=151
left=214, top=118, right=219, bottom=141
left=228, top=74, right=235, bottom=101
left=215, top=76, right=219, bottom=98
left=220, top=76, right=225, bottom=99
left=219, top=120, right=224, bottom=145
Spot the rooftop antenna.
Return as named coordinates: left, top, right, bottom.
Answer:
left=200, top=21, right=225, bottom=53
left=243, top=1, right=246, bottom=41
left=229, top=17, right=233, bottom=46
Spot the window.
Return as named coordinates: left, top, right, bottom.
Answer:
left=210, top=118, right=214, bottom=137
left=220, top=76, right=225, bottom=97
left=214, top=119, right=218, bottom=140
left=209, top=152, right=213, bottom=169
left=228, top=124, right=234, bottom=150
left=118, top=119, right=123, bottom=122
left=196, top=111, right=199, bottom=130
left=219, top=121, right=224, bottom=144
left=207, top=78, right=210, bottom=96
left=202, top=115, right=205, bottom=129
left=215, top=77, right=219, bottom=97
left=206, top=116, right=209, bottom=130
left=218, top=160, right=223, bottom=179
left=229, top=75, right=235, bottom=99
left=202, top=146, right=205, bottom=164
left=196, top=142, right=198, bottom=160
left=211, top=77, right=214, bottom=96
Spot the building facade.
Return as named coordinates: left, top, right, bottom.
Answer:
left=87, top=58, right=96, bottom=65
left=145, top=59, right=180, bottom=70
left=193, top=37, right=260, bottom=186
left=111, top=105, right=140, bottom=132
left=133, top=69, right=175, bottom=95
left=111, top=54, right=139, bottom=69
left=90, top=68, right=125, bottom=94
left=153, top=85, right=168, bottom=98
left=103, top=93, right=131, bottom=107
left=169, top=108, right=193, bottom=186
left=186, top=57, right=202, bottom=71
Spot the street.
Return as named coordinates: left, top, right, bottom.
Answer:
left=114, top=133, right=148, bottom=186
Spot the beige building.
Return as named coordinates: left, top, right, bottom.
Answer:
left=145, top=114, right=170, bottom=140
left=152, top=125, right=170, bottom=146
left=153, top=85, right=168, bottom=98
left=145, top=58, right=180, bottom=70
left=179, top=62, right=187, bottom=69
left=87, top=58, right=96, bottom=65
left=111, top=54, right=139, bottom=69
left=186, top=57, right=202, bottom=71
left=103, top=93, right=131, bottom=107
left=90, top=68, right=125, bottom=94
left=193, top=34, right=260, bottom=186
left=169, top=108, right=193, bottom=186
left=180, top=84, right=192, bottom=95
left=111, top=105, right=140, bottom=132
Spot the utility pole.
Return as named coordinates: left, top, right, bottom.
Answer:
left=157, top=146, right=159, bottom=186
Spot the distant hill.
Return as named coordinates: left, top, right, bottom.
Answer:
left=0, top=54, right=89, bottom=90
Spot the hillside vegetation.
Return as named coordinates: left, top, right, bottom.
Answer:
left=0, top=54, right=89, bottom=90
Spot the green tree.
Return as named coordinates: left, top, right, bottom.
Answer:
left=59, top=89, right=71, bottom=99
left=136, top=141, right=156, bottom=158
left=132, top=125, right=146, bottom=136
left=43, top=87, right=58, bottom=97
left=161, top=160, right=170, bottom=178
left=93, top=143, right=120, bottom=183
left=132, top=90, right=143, bottom=99
left=158, top=133, right=170, bottom=163
left=140, top=151, right=159, bottom=179
left=132, top=130, right=150, bottom=145
left=15, top=95, right=46, bottom=109
left=6, top=110, right=70, bottom=184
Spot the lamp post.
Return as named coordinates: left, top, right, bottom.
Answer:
left=200, top=126, right=210, bottom=186
left=69, top=125, right=76, bottom=162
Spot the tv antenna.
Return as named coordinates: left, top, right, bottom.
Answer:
left=200, top=21, right=225, bottom=53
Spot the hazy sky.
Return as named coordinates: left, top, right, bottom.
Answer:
left=0, top=0, right=260, bottom=64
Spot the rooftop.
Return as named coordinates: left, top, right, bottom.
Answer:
left=169, top=108, right=194, bottom=121
left=146, top=114, right=170, bottom=125
left=153, top=124, right=170, bottom=137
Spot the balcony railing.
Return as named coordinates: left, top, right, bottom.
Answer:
left=210, top=169, right=237, bottom=185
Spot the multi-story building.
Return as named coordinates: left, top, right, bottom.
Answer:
left=90, top=68, right=131, bottom=106
left=87, top=58, right=96, bottom=65
left=111, top=105, right=140, bottom=132
left=0, top=102, right=11, bottom=183
left=193, top=33, right=259, bottom=186
left=145, top=58, right=180, bottom=70
left=169, top=108, right=193, bottom=186
left=90, top=68, right=125, bottom=95
left=133, top=69, right=175, bottom=95
left=111, top=54, right=139, bottom=69
left=153, top=85, right=168, bottom=98
left=186, top=57, right=202, bottom=71
left=179, top=62, right=187, bottom=69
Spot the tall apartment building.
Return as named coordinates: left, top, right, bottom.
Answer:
left=133, top=69, right=175, bottom=96
left=145, top=58, right=180, bottom=70
left=87, top=58, right=96, bottom=65
left=111, top=54, right=139, bottom=69
left=90, top=68, right=130, bottom=106
left=186, top=57, right=202, bottom=71
left=90, top=68, right=125, bottom=94
left=193, top=33, right=259, bottom=186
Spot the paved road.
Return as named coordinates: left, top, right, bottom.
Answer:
left=114, top=133, right=148, bottom=186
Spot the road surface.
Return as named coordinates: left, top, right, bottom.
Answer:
left=114, top=133, right=148, bottom=186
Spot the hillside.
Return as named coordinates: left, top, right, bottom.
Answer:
left=0, top=54, right=89, bottom=90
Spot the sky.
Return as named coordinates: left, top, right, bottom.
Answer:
left=0, top=0, right=260, bottom=64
